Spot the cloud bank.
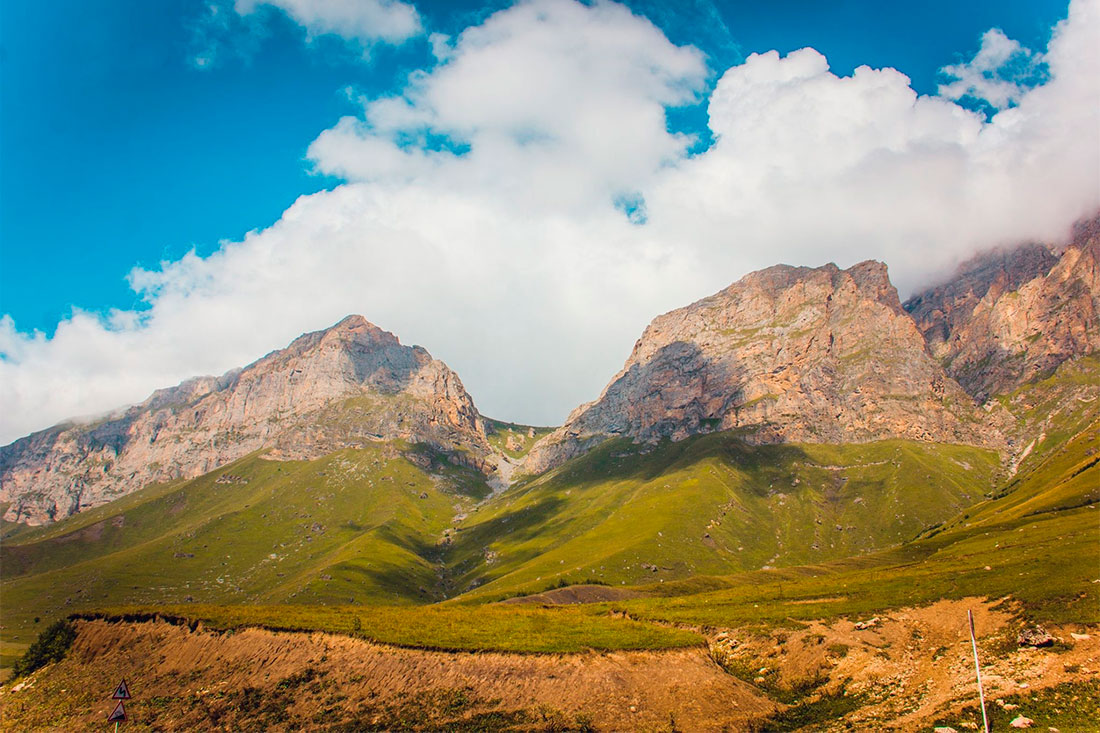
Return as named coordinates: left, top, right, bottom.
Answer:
left=3, top=0, right=1098, bottom=444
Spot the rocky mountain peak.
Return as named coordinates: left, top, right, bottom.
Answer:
left=314, top=314, right=398, bottom=348
left=1, top=316, right=487, bottom=525
left=525, top=259, right=997, bottom=473
left=846, top=259, right=899, bottom=304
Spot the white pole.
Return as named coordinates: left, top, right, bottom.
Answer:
left=968, top=609, right=990, bottom=733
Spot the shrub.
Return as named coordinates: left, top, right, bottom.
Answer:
left=12, top=619, right=77, bottom=678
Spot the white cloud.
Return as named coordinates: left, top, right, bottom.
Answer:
left=2, top=0, right=1098, bottom=445
left=235, top=0, right=422, bottom=45
left=939, top=28, right=1045, bottom=110
left=306, top=0, right=706, bottom=212
left=190, top=0, right=422, bottom=68
left=644, top=5, right=1100, bottom=296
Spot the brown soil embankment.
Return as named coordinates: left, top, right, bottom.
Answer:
left=3, top=598, right=1096, bottom=731
left=0, top=619, right=769, bottom=731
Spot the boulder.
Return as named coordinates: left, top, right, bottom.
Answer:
left=1017, top=627, right=1054, bottom=647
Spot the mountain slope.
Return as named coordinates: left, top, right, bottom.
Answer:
left=445, top=435, right=1001, bottom=603
left=527, top=260, right=997, bottom=473
left=0, top=440, right=494, bottom=643
left=461, top=358, right=1097, bottom=608
left=0, top=316, right=489, bottom=526
left=905, top=220, right=1100, bottom=401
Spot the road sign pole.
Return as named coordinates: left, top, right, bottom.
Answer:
left=968, top=609, right=990, bottom=733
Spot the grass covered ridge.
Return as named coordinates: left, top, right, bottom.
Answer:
left=483, top=418, right=555, bottom=460
left=72, top=603, right=702, bottom=653
left=600, top=414, right=1099, bottom=629
left=446, top=434, right=1001, bottom=602
left=0, top=443, right=491, bottom=643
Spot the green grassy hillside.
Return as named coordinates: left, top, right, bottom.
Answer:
left=601, top=392, right=1099, bottom=629
left=0, top=442, right=489, bottom=644
left=445, top=435, right=1001, bottom=602
left=4, top=356, right=1095, bottom=669
left=0, top=435, right=1005, bottom=647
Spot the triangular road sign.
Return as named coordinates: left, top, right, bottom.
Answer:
left=107, top=700, right=127, bottom=722
left=112, top=679, right=132, bottom=700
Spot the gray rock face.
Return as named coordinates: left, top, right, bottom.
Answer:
left=525, top=260, right=997, bottom=473
left=905, top=220, right=1100, bottom=401
left=0, top=316, right=488, bottom=525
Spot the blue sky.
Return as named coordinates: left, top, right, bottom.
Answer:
left=1, top=0, right=1070, bottom=334
left=1, top=0, right=1096, bottom=442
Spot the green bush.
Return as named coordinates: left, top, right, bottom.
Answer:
left=12, top=619, right=76, bottom=678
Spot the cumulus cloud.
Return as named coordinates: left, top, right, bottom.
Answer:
left=938, top=28, right=1047, bottom=111
left=647, top=0, right=1099, bottom=295
left=306, top=0, right=706, bottom=209
left=2, top=0, right=1098, bottom=444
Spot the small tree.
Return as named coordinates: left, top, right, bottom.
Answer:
left=12, top=619, right=77, bottom=679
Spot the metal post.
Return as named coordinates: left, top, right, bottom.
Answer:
left=968, top=609, right=990, bottom=733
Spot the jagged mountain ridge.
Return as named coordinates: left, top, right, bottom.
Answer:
left=5, top=218, right=1098, bottom=525
left=904, top=219, right=1100, bottom=401
left=525, top=259, right=1000, bottom=473
left=526, top=220, right=1100, bottom=474
left=0, top=316, right=488, bottom=525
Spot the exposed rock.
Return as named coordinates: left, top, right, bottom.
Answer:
left=1010, top=715, right=1034, bottom=728
left=1, top=316, right=488, bottom=525
left=526, top=260, right=998, bottom=472
left=905, top=219, right=1100, bottom=400
left=1017, top=626, right=1055, bottom=648
left=905, top=243, right=1059, bottom=361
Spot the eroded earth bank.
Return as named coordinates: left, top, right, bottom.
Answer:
left=3, top=598, right=1097, bottom=732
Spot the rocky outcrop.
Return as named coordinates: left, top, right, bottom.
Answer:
left=903, top=244, right=1059, bottom=357
left=905, top=220, right=1100, bottom=401
left=525, top=261, right=998, bottom=473
left=0, top=316, right=488, bottom=525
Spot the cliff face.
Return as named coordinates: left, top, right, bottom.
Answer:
left=905, top=222, right=1100, bottom=401
left=525, top=260, right=997, bottom=473
left=0, top=316, right=488, bottom=525
left=903, top=244, right=1060, bottom=359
